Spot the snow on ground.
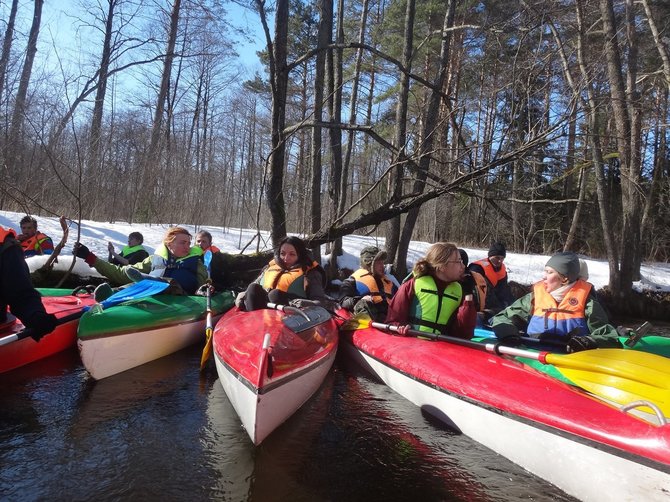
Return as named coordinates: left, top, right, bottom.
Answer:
left=3, top=210, right=668, bottom=292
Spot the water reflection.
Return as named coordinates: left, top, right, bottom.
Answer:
left=1, top=345, right=576, bottom=501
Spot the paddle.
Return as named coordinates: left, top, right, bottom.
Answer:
left=342, top=314, right=670, bottom=416
left=1, top=279, right=171, bottom=347
left=199, top=251, right=214, bottom=371
left=267, top=302, right=332, bottom=332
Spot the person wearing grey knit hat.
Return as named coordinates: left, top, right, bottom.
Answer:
left=545, top=251, right=580, bottom=284
left=490, top=251, right=622, bottom=353
left=339, top=245, right=398, bottom=321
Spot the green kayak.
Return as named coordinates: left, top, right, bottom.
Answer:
left=77, top=291, right=234, bottom=379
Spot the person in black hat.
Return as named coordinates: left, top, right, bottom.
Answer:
left=469, top=241, right=514, bottom=314
left=339, top=245, right=398, bottom=321
left=490, top=251, right=621, bottom=352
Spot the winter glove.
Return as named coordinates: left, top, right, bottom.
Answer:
left=235, top=291, right=247, bottom=310
left=27, top=313, right=58, bottom=342
left=74, top=243, right=97, bottom=266
left=566, top=335, right=599, bottom=353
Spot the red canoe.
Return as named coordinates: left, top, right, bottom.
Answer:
left=213, top=305, right=338, bottom=444
left=335, top=309, right=670, bottom=501
left=1, top=292, right=96, bottom=374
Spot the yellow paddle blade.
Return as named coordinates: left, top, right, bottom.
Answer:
left=545, top=349, right=670, bottom=416
left=340, top=313, right=372, bottom=331
left=199, top=327, right=213, bottom=371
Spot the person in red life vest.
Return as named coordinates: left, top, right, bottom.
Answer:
left=0, top=226, right=57, bottom=341
left=107, top=231, right=149, bottom=266
left=17, top=215, right=54, bottom=258
left=386, top=242, right=476, bottom=339
left=490, top=251, right=621, bottom=352
left=458, top=249, right=490, bottom=325
left=195, top=230, right=220, bottom=254
left=236, top=236, right=331, bottom=311
left=340, top=246, right=399, bottom=322
left=469, top=241, right=514, bottom=314
left=73, top=227, right=207, bottom=295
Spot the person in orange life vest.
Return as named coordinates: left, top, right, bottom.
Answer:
left=386, top=242, right=476, bottom=339
left=195, top=230, right=220, bottom=254
left=0, top=226, right=57, bottom=341
left=469, top=241, right=514, bottom=314
left=108, top=231, right=149, bottom=266
left=458, top=249, right=490, bottom=325
left=339, top=246, right=399, bottom=321
left=17, top=215, right=54, bottom=258
left=490, top=251, right=621, bottom=352
left=235, top=236, right=330, bottom=311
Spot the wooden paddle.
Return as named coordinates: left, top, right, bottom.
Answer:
left=199, top=251, right=214, bottom=371
left=342, top=314, right=670, bottom=416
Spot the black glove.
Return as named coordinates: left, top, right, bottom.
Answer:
left=27, top=313, right=58, bottom=342
left=567, top=335, right=599, bottom=353
left=73, top=243, right=96, bottom=265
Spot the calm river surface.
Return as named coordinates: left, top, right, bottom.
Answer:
left=1, top=344, right=582, bottom=502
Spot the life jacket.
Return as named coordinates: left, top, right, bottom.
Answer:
left=470, top=270, right=487, bottom=312
left=409, top=275, right=462, bottom=335
left=0, top=226, right=18, bottom=254
left=203, top=245, right=220, bottom=254
left=350, top=268, right=396, bottom=304
left=20, top=232, right=53, bottom=257
left=150, top=244, right=203, bottom=295
left=472, top=259, right=507, bottom=287
left=527, top=280, right=592, bottom=339
left=120, top=244, right=146, bottom=258
left=260, top=260, right=318, bottom=298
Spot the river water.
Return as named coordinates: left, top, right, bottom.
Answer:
left=1, top=344, right=581, bottom=502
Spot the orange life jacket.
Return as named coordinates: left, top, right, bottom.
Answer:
left=261, top=260, right=319, bottom=297
left=350, top=268, right=396, bottom=304
left=472, top=258, right=507, bottom=287
left=528, top=280, right=592, bottom=338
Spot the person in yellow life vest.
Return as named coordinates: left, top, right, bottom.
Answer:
left=386, top=242, right=476, bottom=339
left=469, top=241, right=514, bottom=314
left=339, top=246, right=399, bottom=322
left=17, top=215, right=54, bottom=258
left=236, top=236, right=330, bottom=311
left=108, top=232, right=149, bottom=266
left=1, top=226, right=57, bottom=341
left=458, top=249, right=490, bottom=325
left=490, top=251, right=621, bottom=352
left=73, top=227, right=207, bottom=295
left=195, top=230, right=220, bottom=254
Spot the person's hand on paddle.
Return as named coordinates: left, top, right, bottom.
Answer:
left=26, top=312, right=58, bottom=342
left=196, top=283, right=215, bottom=296
left=396, top=324, right=411, bottom=336
left=74, top=243, right=97, bottom=266
left=567, top=335, right=599, bottom=353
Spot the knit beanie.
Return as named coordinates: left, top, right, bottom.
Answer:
left=546, top=252, right=580, bottom=282
left=488, top=242, right=506, bottom=258
left=360, top=246, right=387, bottom=269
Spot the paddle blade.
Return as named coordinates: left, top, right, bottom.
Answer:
left=340, top=313, right=373, bottom=331
left=99, top=280, right=170, bottom=309
left=200, top=326, right=213, bottom=371
left=546, top=349, right=670, bottom=416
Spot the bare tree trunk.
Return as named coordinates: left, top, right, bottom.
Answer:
left=137, top=0, right=181, bottom=221
left=310, top=0, right=332, bottom=259
left=257, top=0, right=289, bottom=247
left=396, top=0, right=456, bottom=279
left=386, top=0, right=415, bottom=268
left=6, top=0, right=43, bottom=186
left=0, top=0, right=18, bottom=111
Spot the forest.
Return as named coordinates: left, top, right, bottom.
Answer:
left=1, top=0, right=669, bottom=303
